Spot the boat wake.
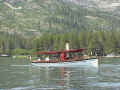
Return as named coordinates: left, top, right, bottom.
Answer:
left=31, top=59, right=98, bottom=68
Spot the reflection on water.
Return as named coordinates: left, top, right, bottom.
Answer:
left=30, top=66, right=98, bottom=90
left=0, top=57, right=120, bottom=90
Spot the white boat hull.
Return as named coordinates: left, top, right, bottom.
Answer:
left=31, top=58, right=98, bottom=68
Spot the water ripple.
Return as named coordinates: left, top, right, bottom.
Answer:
left=90, top=82, right=120, bottom=88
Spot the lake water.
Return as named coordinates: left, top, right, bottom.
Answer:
left=0, top=57, right=120, bottom=90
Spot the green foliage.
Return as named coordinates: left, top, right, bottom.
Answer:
left=0, top=31, right=120, bottom=55
left=0, top=0, right=120, bottom=56
left=12, top=48, right=26, bottom=55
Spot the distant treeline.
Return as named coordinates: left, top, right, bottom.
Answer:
left=0, top=31, right=120, bottom=56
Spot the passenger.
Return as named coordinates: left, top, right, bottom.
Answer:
left=60, top=53, right=66, bottom=62
left=37, top=58, right=41, bottom=61
left=66, top=53, right=72, bottom=59
left=45, top=57, right=50, bottom=61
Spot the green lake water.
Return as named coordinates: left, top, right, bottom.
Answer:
left=0, top=57, right=120, bottom=90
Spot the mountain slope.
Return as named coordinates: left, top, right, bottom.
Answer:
left=0, top=0, right=120, bottom=36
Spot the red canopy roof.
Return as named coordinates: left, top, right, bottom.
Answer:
left=34, top=48, right=84, bottom=55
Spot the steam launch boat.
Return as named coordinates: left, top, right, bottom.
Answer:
left=30, top=42, right=98, bottom=67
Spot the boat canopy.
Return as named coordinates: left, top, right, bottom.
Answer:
left=34, top=48, right=84, bottom=55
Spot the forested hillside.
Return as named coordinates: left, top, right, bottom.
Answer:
left=0, top=0, right=120, bottom=55
left=0, top=0, right=120, bottom=34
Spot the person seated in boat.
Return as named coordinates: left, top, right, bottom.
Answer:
left=66, top=53, right=72, bottom=59
left=37, top=58, right=41, bottom=61
left=45, top=56, right=50, bottom=61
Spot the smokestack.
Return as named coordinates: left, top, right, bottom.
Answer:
left=65, top=41, right=70, bottom=50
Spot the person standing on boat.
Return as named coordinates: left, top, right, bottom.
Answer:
left=60, top=53, right=66, bottom=62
